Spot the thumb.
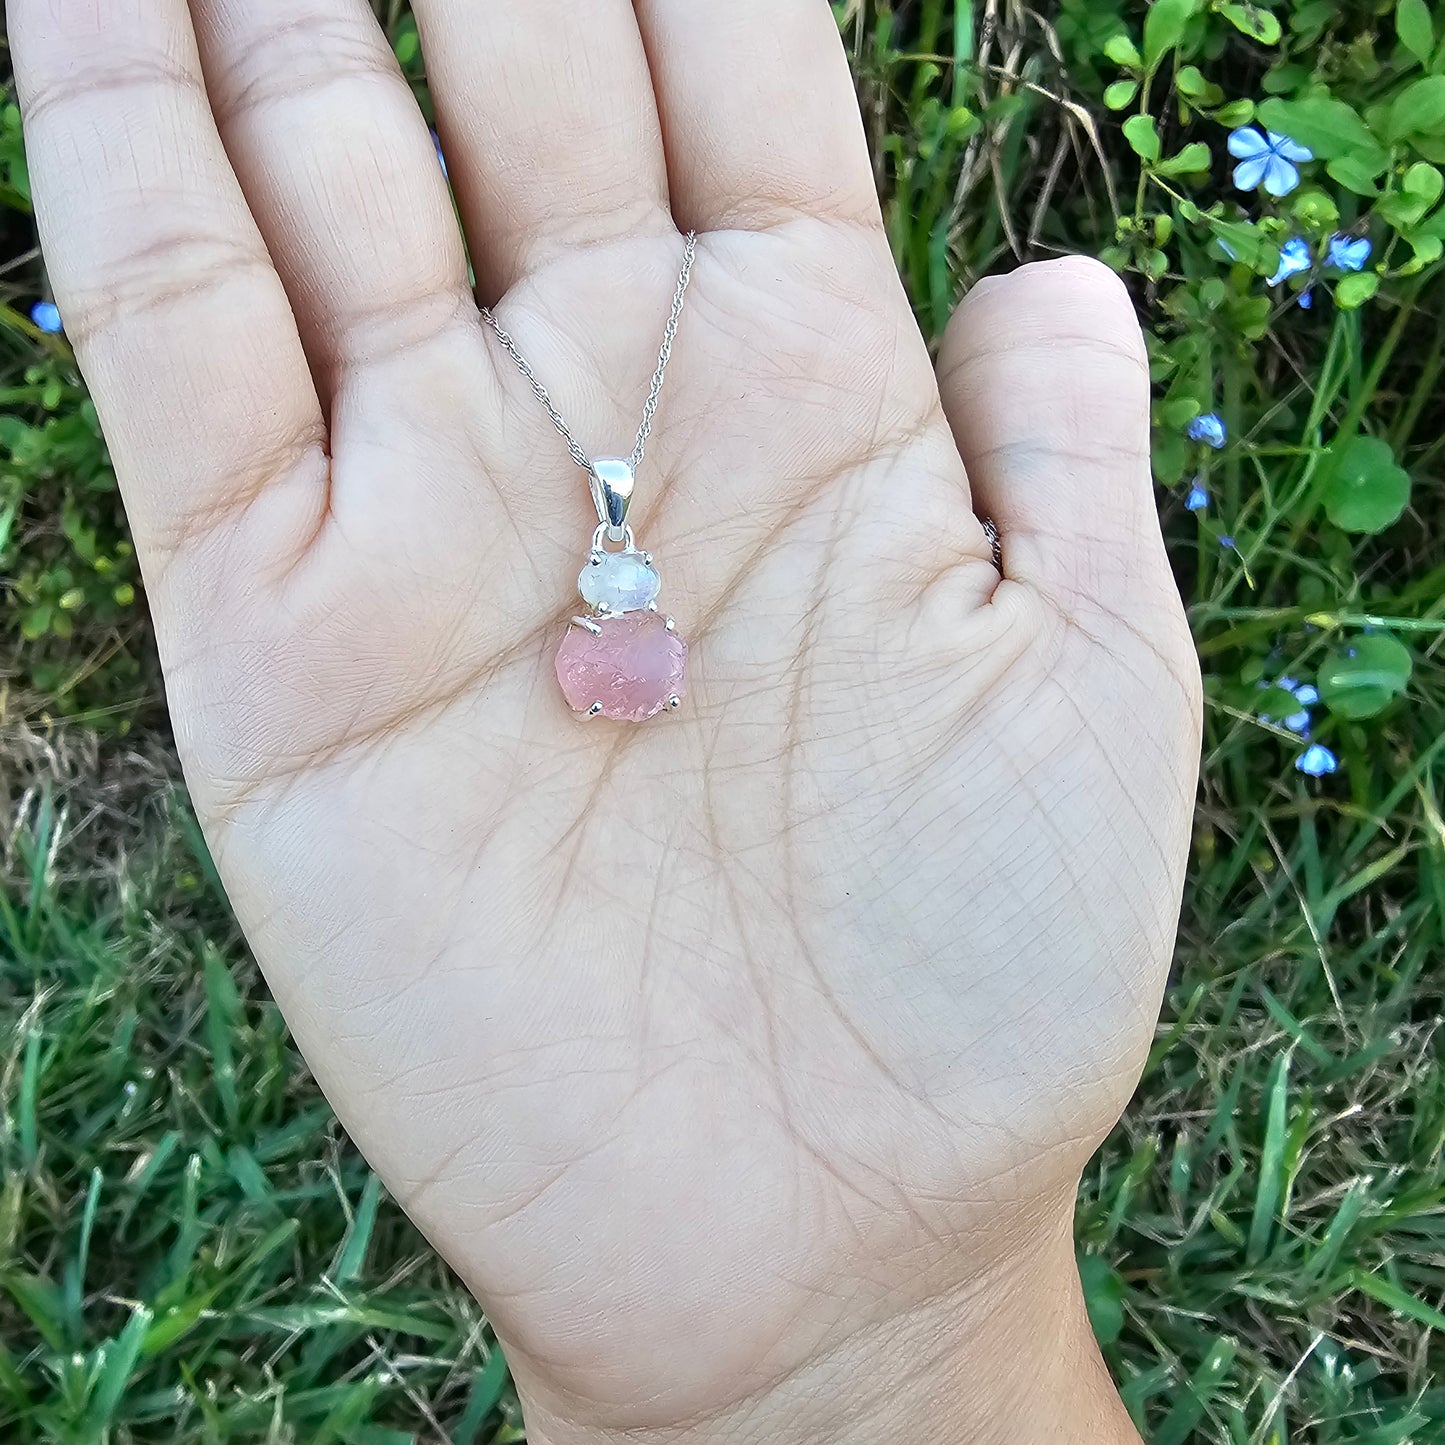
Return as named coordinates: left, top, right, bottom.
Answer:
left=937, top=256, right=1176, bottom=624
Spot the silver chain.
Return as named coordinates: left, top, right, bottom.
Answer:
left=480, top=232, right=698, bottom=475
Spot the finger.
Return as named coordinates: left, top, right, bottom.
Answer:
left=410, top=0, right=672, bottom=297
left=634, top=0, right=881, bottom=233
left=937, top=257, right=1175, bottom=617
left=188, top=0, right=475, bottom=398
left=10, top=0, right=327, bottom=578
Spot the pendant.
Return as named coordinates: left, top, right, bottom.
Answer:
left=555, top=460, right=688, bottom=722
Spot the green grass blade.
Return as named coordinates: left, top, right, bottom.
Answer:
left=1247, top=1050, right=1293, bottom=1265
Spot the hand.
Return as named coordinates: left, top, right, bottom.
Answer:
left=14, top=2, right=1200, bottom=1441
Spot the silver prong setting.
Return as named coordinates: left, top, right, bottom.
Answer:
left=588, top=701, right=605, bottom=717
left=664, top=615, right=676, bottom=633
left=665, top=695, right=682, bottom=711
left=572, top=616, right=604, bottom=636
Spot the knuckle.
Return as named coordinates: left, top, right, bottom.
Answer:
left=61, top=228, right=272, bottom=350
left=22, top=52, right=203, bottom=129
left=206, top=15, right=400, bottom=121
left=151, top=416, right=329, bottom=561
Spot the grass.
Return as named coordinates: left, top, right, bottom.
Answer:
left=3, top=1, right=1445, bottom=1441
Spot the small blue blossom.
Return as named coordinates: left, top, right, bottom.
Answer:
left=1220, top=535, right=1236, bottom=549
left=1228, top=127, right=1313, bottom=197
left=1277, top=676, right=1299, bottom=692
left=1285, top=710, right=1312, bottom=734
left=1268, top=237, right=1313, bottom=287
left=1296, top=743, right=1339, bottom=777
left=1292, top=683, right=1320, bottom=706
left=1185, top=482, right=1210, bottom=511
left=1188, top=413, right=1227, bottom=449
left=1298, top=288, right=1314, bottom=309
left=30, top=300, right=62, bottom=334
left=1327, top=234, right=1372, bottom=272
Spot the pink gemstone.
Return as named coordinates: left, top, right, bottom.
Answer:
left=555, top=612, right=688, bottom=722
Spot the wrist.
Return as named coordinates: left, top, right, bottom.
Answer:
left=515, top=1212, right=1140, bottom=1445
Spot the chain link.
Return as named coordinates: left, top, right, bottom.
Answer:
left=480, top=232, right=698, bottom=477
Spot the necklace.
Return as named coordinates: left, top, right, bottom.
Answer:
left=480, top=234, right=698, bottom=723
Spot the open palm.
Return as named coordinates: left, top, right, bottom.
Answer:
left=15, top=1, right=1200, bottom=1440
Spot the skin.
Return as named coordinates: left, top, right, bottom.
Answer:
left=11, top=2, right=1202, bottom=1441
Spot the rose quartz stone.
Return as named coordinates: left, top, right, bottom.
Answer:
left=555, top=612, right=687, bottom=722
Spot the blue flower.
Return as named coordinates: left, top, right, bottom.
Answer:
left=1327, top=234, right=1372, bottom=272
left=1228, top=127, right=1313, bottom=197
left=30, top=300, right=62, bottom=334
left=1185, top=482, right=1210, bottom=511
left=1268, top=237, right=1313, bottom=287
left=1220, top=535, right=1236, bottom=549
left=1285, top=710, right=1312, bottom=734
left=1296, top=743, right=1339, bottom=777
left=1292, top=683, right=1319, bottom=706
left=1188, top=413, right=1227, bottom=448
left=1298, top=288, right=1314, bottom=309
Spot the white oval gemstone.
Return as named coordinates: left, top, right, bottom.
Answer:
left=578, top=550, right=661, bottom=613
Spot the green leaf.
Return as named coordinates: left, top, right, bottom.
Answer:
left=1152, top=428, right=1188, bottom=485
left=1403, top=230, right=1445, bottom=270
left=1215, top=98, right=1256, bottom=128
left=1176, top=63, right=1209, bottom=98
left=1319, top=635, right=1414, bottom=719
left=1349, top=1268, right=1445, bottom=1331
left=1334, top=271, right=1380, bottom=309
left=2, top=1270, right=67, bottom=1352
left=80, top=1307, right=153, bottom=1439
left=1257, top=95, right=1385, bottom=162
left=1123, top=113, right=1162, bottom=161
left=1211, top=217, right=1274, bottom=272
left=1397, top=0, right=1436, bottom=67
left=1078, top=1254, right=1127, bottom=1346
left=1291, top=187, right=1340, bottom=229
left=1404, top=160, right=1444, bottom=203
left=1322, top=435, right=1408, bottom=531
left=1247, top=1051, right=1291, bottom=1264
left=1219, top=3, right=1282, bottom=45
left=1104, top=79, right=1140, bottom=110
left=453, top=1349, right=513, bottom=1445
left=1257, top=685, right=1303, bottom=720
left=1326, top=154, right=1385, bottom=196
left=203, top=944, right=242, bottom=1131
left=1388, top=75, right=1445, bottom=140
left=1104, top=34, right=1143, bottom=68
left=1143, top=0, right=1198, bottom=73
left=1155, top=141, right=1212, bottom=175
left=1377, top=190, right=1434, bottom=229
left=334, top=1172, right=384, bottom=1284
left=1154, top=1338, right=1239, bottom=1445
left=392, top=22, right=420, bottom=67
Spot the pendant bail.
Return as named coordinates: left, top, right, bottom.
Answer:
left=589, top=458, right=636, bottom=544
